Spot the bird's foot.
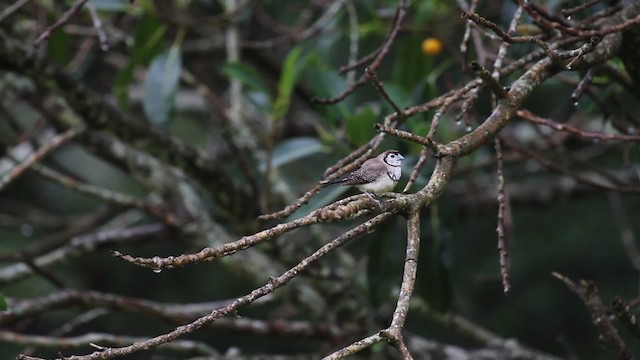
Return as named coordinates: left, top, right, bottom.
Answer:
left=364, top=192, right=387, bottom=211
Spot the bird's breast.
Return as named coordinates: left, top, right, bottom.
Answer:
left=357, top=173, right=398, bottom=194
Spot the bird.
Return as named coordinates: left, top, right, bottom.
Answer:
left=321, top=150, right=404, bottom=199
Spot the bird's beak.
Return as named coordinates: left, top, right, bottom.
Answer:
left=398, top=154, right=405, bottom=160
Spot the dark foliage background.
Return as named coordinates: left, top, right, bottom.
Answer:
left=1, top=0, right=640, bottom=359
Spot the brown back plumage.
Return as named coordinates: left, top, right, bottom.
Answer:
left=340, top=160, right=388, bottom=185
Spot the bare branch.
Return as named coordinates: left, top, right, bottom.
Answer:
left=3, top=331, right=217, bottom=356
left=34, top=0, right=90, bottom=46
left=21, top=213, right=393, bottom=360
left=495, top=139, right=511, bottom=293
left=517, top=109, right=640, bottom=142
left=0, top=224, right=164, bottom=286
left=0, top=126, right=84, bottom=191
left=552, top=273, right=638, bottom=360
left=0, top=0, right=32, bottom=23
left=313, top=0, right=408, bottom=105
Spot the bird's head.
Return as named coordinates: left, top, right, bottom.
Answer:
left=381, top=150, right=404, bottom=167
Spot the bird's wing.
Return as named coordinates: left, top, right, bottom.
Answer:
left=342, top=161, right=387, bottom=185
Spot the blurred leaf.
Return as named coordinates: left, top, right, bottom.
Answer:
left=314, top=122, right=338, bottom=145
left=222, top=62, right=272, bottom=103
left=367, top=227, right=405, bottom=308
left=115, top=15, right=167, bottom=109
left=406, top=116, right=430, bottom=153
left=416, top=203, right=453, bottom=312
left=426, top=58, right=456, bottom=88
left=345, top=106, right=378, bottom=146
left=393, top=34, right=432, bottom=91
left=417, top=242, right=453, bottom=312
left=382, top=83, right=413, bottom=112
left=260, top=137, right=326, bottom=172
left=304, top=67, right=351, bottom=120
left=274, top=47, right=313, bottom=118
left=246, top=90, right=272, bottom=112
left=143, top=45, right=182, bottom=126
left=0, top=292, right=6, bottom=311
left=368, top=236, right=392, bottom=308
left=415, top=0, right=451, bottom=26
left=176, top=0, right=192, bottom=9
left=93, top=0, right=128, bottom=11
left=47, top=29, right=70, bottom=65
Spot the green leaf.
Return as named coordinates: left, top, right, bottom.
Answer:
left=381, top=83, right=413, bottom=112
left=47, top=29, right=70, bottom=65
left=221, top=62, right=272, bottom=102
left=93, top=0, right=129, bottom=11
left=304, top=67, right=351, bottom=120
left=142, top=45, right=182, bottom=126
left=274, top=47, right=313, bottom=118
left=0, top=292, right=6, bottom=311
left=406, top=116, right=430, bottom=153
left=367, top=229, right=405, bottom=307
left=393, top=34, right=432, bottom=91
left=260, top=137, right=326, bottom=172
left=416, top=203, right=453, bottom=312
left=114, top=15, right=167, bottom=109
left=345, top=106, right=378, bottom=146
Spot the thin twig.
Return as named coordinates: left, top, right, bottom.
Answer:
left=459, top=0, right=480, bottom=68
left=0, top=224, right=165, bottom=286
left=561, top=0, right=602, bottom=18
left=469, top=61, right=511, bottom=100
left=0, top=207, right=118, bottom=262
left=0, top=0, right=32, bottom=23
left=86, top=0, right=108, bottom=50
left=503, top=137, right=640, bottom=193
left=366, top=67, right=404, bottom=116
left=242, top=0, right=347, bottom=49
left=323, top=333, right=384, bottom=359
left=517, top=109, right=640, bottom=142
left=462, top=11, right=602, bottom=65
left=344, top=0, right=359, bottom=85
left=0, top=126, right=84, bottom=192
left=313, top=0, right=408, bottom=104
left=494, top=139, right=510, bottom=293
left=607, top=192, right=640, bottom=272
left=403, top=146, right=430, bottom=193
left=34, top=0, right=91, bottom=46
left=4, top=331, right=217, bottom=356
left=374, top=125, right=428, bottom=145
left=382, top=211, right=421, bottom=359
left=339, top=46, right=380, bottom=73
left=612, top=296, right=640, bottom=340
left=492, top=5, right=523, bottom=79
left=323, top=212, right=422, bottom=360
left=1, top=290, right=336, bottom=338
left=29, top=163, right=145, bottom=208
left=519, top=0, right=640, bottom=38
left=570, top=67, right=594, bottom=104
left=552, top=273, right=638, bottom=360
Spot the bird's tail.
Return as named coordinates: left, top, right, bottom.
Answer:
left=319, top=178, right=346, bottom=186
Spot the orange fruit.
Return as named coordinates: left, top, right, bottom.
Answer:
left=421, top=37, right=443, bottom=56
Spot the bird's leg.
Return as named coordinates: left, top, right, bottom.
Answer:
left=364, top=192, right=387, bottom=211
